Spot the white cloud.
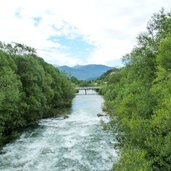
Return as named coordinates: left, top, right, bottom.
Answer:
left=0, top=0, right=171, bottom=66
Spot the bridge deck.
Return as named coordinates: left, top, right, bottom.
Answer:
left=76, top=86, right=101, bottom=95
left=76, top=86, right=100, bottom=90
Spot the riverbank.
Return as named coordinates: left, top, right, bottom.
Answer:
left=0, top=92, right=116, bottom=171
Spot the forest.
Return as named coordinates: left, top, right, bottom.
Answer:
left=0, top=8, right=171, bottom=171
left=100, top=9, right=171, bottom=171
left=0, top=42, right=75, bottom=148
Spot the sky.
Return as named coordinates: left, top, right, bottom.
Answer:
left=0, top=0, right=171, bottom=67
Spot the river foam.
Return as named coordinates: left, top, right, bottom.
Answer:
left=0, top=92, right=116, bottom=171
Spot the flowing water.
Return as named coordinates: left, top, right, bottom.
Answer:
left=0, top=90, right=116, bottom=171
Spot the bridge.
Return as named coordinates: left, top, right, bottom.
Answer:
left=76, top=87, right=101, bottom=95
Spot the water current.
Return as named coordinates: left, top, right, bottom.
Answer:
left=0, top=90, right=116, bottom=171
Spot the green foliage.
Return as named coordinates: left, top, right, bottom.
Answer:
left=0, top=41, right=37, bottom=56
left=101, top=9, right=171, bottom=170
left=69, top=76, right=98, bottom=88
left=157, top=34, right=171, bottom=70
left=0, top=43, right=75, bottom=148
left=113, top=148, right=152, bottom=171
left=0, top=51, right=23, bottom=145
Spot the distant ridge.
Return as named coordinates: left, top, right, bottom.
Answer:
left=58, top=64, right=113, bottom=80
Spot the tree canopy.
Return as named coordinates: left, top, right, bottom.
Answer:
left=0, top=43, right=75, bottom=147
left=100, top=9, right=171, bottom=171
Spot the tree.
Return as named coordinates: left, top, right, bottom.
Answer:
left=101, top=9, right=171, bottom=170
left=0, top=51, right=22, bottom=145
left=0, top=43, right=75, bottom=148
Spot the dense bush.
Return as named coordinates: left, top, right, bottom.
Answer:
left=0, top=43, right=75, bottom=147
left=101, top=9, right=171, bottom=170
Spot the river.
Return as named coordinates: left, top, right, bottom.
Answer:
left=0, top=90, right=116, bottom=171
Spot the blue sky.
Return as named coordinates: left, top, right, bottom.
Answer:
left=49, top=35, right=95, bottom=60
left=33, top=17, right=42, bottom=27
left=0, top=0, right=171, bottom=66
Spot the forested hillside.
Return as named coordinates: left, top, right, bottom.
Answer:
left=58, top=64, right=113, bottom=80
left=101, top=9, right=171, bottom=171
left=0, top=42, right=75, bottom=148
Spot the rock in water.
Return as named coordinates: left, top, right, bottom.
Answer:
left=64, top=115, right=69, bottom=119
left=97, top=113, right=106, bottom=117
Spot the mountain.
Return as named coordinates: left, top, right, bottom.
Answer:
left=58, top=64, right=113, bottom=80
